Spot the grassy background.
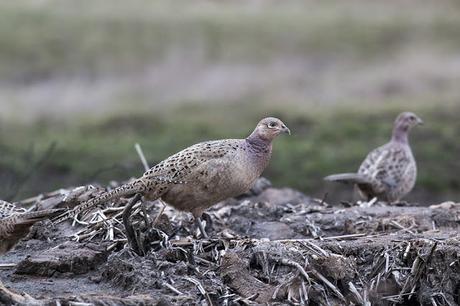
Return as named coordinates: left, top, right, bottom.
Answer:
left=0, top=0, right=459, bottom=204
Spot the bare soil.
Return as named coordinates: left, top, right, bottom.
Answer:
left=1, top=179, right=459, bottom=305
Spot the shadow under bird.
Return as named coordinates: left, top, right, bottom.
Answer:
left=0, top=200, right=63, bottom=254
left=52, top=117, right=290, bottom=237
left=324, top=112, right=423, bottom=203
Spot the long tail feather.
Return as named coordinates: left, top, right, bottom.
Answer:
left=14, top=208, right=65, bottom=225
left=324, top=173, right=371, bottom=185
left=51, top=180, right=145, bottom=224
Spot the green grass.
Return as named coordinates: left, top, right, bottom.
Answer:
left=1, top=103, right=459, bottom=204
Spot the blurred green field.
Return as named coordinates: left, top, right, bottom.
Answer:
left=0, top=0, right=459, bottom=203
left=1, top=104, right=459, bottom=204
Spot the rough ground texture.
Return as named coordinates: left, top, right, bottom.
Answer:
left=0, top=178, right=459, bottom=305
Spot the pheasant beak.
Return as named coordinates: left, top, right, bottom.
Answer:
left=281, top=125, right=291, bottom=135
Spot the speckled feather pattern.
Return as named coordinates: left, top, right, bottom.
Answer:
left=53, top=117, right=287, bottom=223
left=357, top=141, right=416, bottom=202
left=155, top=139, right=272, bottom=217
left=325, top=112, right=421, bottom=202
left=0, top=200, right=26, bottom=218
left=0, top=204, right=63, bottom=254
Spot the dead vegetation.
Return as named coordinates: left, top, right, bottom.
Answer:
left=0, top=178, right=459, bottom=306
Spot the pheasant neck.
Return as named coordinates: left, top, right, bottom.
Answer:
left=391, top=125, right=409, bottom=144
left=246, top=133, right=272, bottom=154
left=245, top=134, right=273, bottom=173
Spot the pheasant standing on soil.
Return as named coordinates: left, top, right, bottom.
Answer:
left=324, top=112, right=423, bottom=203
left=0, top=200, right=63, bottom=254
left=52, top=117, right=290, bottom=237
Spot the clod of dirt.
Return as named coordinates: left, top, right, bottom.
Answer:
left=220, top=252, right=275, bottom=303
left=102, top=249, right=162, bottom=291
left=15, top=242, right=109, bottom=276
left=312, top=254, right=356, bottom=281
left=254, top=187, right=312, bottom=206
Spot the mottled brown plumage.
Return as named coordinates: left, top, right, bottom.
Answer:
left=0, top=201, right=63, bottom=254
left=53, top=117, right=290, bottom=236
left=325, top=112, right=422, bottom=202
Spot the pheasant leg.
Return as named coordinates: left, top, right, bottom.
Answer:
left=195, top=217, right=209, bottom=239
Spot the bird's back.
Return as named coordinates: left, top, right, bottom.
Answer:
left=0, top=205, right=64, bottom=254
left=140, top=139, right=243, bottom=195
left=358, top=141, right=416, bottom=202
left=155, top=138, right=271, bottom=216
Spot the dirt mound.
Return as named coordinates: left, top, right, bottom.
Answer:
left=1, top=179, right=459, bottom=305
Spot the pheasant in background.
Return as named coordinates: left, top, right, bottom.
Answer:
left=52, top=117, right=290, bottom=237
left=0, top=200, right=63, bottom=254
left=325, top=112, right=423, bottom=203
